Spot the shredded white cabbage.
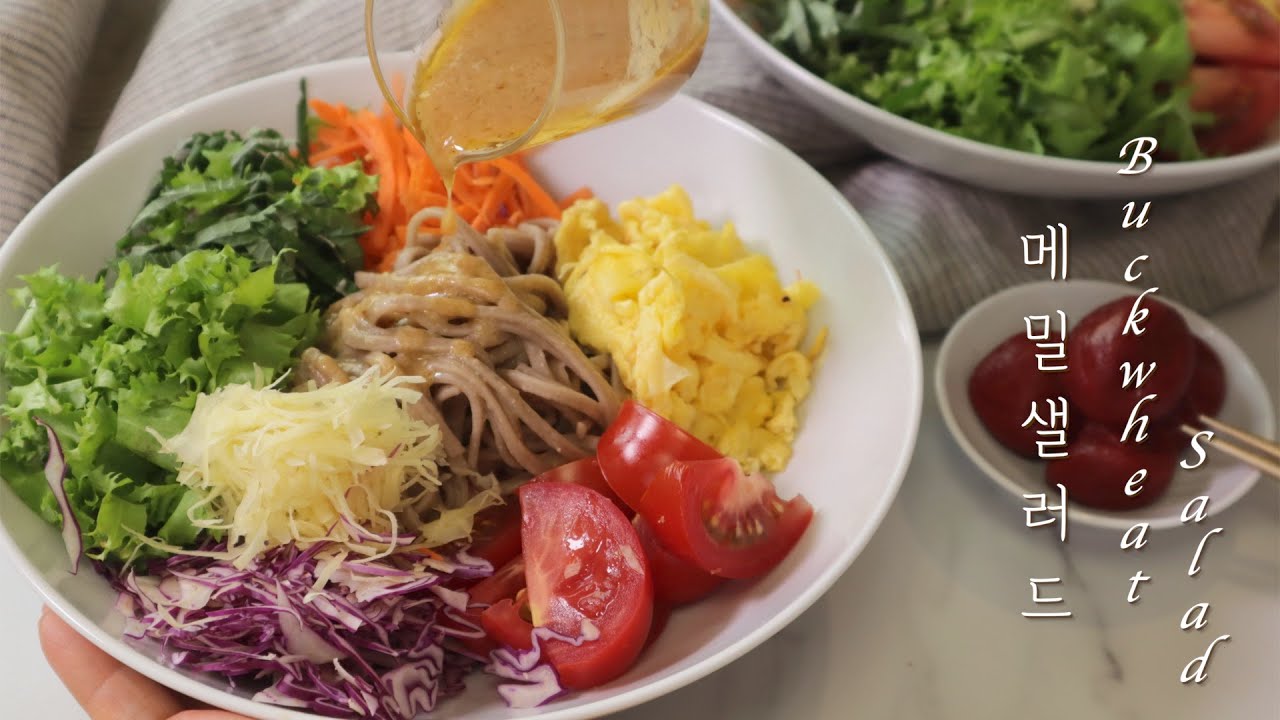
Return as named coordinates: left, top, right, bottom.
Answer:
left=158, top=368, right=447, bottom=569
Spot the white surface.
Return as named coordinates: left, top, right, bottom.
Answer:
left=936, top=279, right=1273, bottom=530
left=712, top=1, right=1280, bottom=199
left=0, top=56, right=920, bottom=719
left=6, top=289, right=1276, bottom=720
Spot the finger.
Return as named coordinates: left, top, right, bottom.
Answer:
left=39, top=607, right=187, bottom=720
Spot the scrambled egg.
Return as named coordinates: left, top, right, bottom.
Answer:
left=554, top=186, right=824, bottom=473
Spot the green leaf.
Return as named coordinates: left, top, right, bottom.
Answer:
left=0, top=457, right=59, bottom=525
left=1, top=248, right=320, bottom=565
left=743, top=0, right=1204, bottom=160
left=157, top=489, right=204, bottom=546
left=109, top=126, right=375, bottom=307
left=297, top=78, right=311, bottom=165
left=89, top=492, right=149, bottom=561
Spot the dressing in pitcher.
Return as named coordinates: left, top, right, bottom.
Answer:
left=366, top=0, right=709, bottom=196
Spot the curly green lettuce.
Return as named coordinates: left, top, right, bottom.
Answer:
left=743, top=0, right=1204, bottom=161
left=113, top=128, right=378, bottom=307
left=0, top=248, right=320, bottom=564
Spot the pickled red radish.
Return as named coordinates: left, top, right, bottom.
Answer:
left=1061, top=295, right=1195, bottom=428
left=1180, top=337, right=1228, bottom=424
left=1045, top=422, right=1178, bottom=511
left=969, top=333, right=1068, bottom=459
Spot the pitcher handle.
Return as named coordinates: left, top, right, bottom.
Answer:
left=363, top=0, right=565, bottom=161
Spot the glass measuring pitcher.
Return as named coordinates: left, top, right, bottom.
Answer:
left=365, top=0, right=710, bottom=181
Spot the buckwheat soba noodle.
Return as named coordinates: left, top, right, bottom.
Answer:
left=299, top=207, right=622, bottom=522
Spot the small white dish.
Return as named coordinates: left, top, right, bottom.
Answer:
left=713, top=0, right=1280, bottom=198
left=935, top=279, right=1273, bottom=531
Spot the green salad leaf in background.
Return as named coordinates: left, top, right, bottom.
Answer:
left=0, top=248, right=320, bottom=563
left=114, top=128, right=378, bottom=308
left=743, top=0, right=1204, bottom=160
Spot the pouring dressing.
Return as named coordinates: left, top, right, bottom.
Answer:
left=365, top=0, right=709, bottom=204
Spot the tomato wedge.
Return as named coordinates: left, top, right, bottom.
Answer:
left=1189, top=64, right=1280, bottom=156
left=465, top=502, right=523, bottom=570
left=519, top=482, right=653, bottom=690
left=1185, top=0, right=1280, bottom=68
left=597, top=400, right=722, bottom=512
left=534, top=456, right=630, bottom=515
left=451, top=555, right=528, bottom=655
left=639, top=457, right=813, bottom=580
left=645, top=602, right=672, bottom=651
left=464, top=458, right=627, bottom=572
left=632, top=515, right=724, bottom=606
left=470, top=555, right=527, bottom=607
left=481, top=595, right=535, bottom=652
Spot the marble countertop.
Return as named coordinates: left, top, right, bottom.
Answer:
left=2, top=290, right=1275, bottom=720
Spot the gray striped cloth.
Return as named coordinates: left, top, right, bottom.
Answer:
left=2, top=0, right=1276, bottom=333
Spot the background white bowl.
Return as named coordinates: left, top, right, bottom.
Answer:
left=0, top=55, right=922, bottom=719
left=713, top=1, right=1280, bottom=199
left=935, top=280, right=1273, bottom=531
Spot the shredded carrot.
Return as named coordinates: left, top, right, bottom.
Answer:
left=310, top=99, right=351, bottom=128
left=559, top=186, right=596, bottom=210
left=309, top=140, right=365, bottom=163
left=307, top=97, right=590, bottom=272
left=476, top=173, right=517, bottom=232
left=490, top=157, right=563, bottom=220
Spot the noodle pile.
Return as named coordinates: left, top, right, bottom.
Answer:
left=300, top=208, right=621, bottom=518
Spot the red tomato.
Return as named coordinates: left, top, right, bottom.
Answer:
left=639, top=458, right=813, bottom=580
left=1185, top=0, right=1280, bottom=68
left=465, top=459, right=626, bottom=572
left=480, top=596, right=535, bottom=652
left=1062, top=296, right=1196, bottom=429
left=968, top=332, right=1069, bottom=459
left=1189, top=64, right=1280, bottom=156
left=1045, top=422, right=1179, bottom=511
left=452, top=556, right=528, bottom=656
left=632, top=515, right=724, bottom=606
left=645, top=602, right=673, bottom=651
left=519, top=482, right=653, bottom=690
left=534, top=456, right=630, bottom=515
left=470, top=555, right=528, bottom=606
left=466, top=502, right=523, bottom=571
left=597, top=400, right=722, bottom=512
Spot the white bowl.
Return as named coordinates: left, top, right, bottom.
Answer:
left=935, top=280, right=1272, bottom=531
left=0, top=54, right=922, bottom=719
left=713, top=1, right=1280, bottom=198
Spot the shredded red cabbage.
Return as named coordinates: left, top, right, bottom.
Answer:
left=112, top=544, right=487, bottom=719
left=110, top=543, right=574, bottom=718
left=485, top=622, right=599, bottom=708
left=34, top=418, right=81, bottom=574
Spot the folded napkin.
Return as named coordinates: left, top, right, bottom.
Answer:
left=3, top=0, right=1275, bottom=333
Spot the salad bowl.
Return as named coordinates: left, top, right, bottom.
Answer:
left=714, top=0, right=1280, bottom=198
left=0, top=54, right=921, bottom=719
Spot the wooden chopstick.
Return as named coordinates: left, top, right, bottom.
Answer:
left=1181, top=414, right=1280, bottom=479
